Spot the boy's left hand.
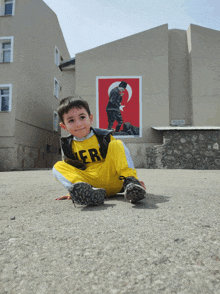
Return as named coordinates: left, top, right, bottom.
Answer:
left=55, top=193, right=71, bottom=200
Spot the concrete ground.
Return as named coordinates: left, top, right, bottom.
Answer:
left=0, top=169, right=220, bottom=294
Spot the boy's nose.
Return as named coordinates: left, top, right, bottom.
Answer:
left=76, top=120, right=83, bottom=127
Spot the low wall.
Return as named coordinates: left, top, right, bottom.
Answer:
left=146, top=130, right=220, bottom=169
left=126, top=143, right=155, bottom=168
left=0, top=148, right=17, bottom=171
left=16, top=144, right=61, bottom=170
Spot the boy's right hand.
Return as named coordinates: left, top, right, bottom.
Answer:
left=140, top=181, right=146, bottom=190
left=55, top=193, right=71, bottom=200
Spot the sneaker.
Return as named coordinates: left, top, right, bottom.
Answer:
left=68, top=182, right=106, bottom=206
left=119, top=176, right=146, bottom=204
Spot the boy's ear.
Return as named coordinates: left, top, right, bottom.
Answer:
left=90, top=114, right=93, bottom=124
left=60, top=122, right=67, bottom=131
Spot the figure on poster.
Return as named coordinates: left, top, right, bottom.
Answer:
left=106, top=81, right=127, bottom=132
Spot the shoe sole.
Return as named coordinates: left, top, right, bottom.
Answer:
left=69, top=182, right=105, bottom=206
left=124, top=184, right=146, bottom=204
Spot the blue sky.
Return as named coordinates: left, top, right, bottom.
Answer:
left=43, top=0, right=220, bottom=57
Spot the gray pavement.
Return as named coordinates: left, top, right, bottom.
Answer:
left=0, top=169, right=220, bottom=294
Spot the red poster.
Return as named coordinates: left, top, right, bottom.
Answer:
left=96, top=76, right=142, bottom=137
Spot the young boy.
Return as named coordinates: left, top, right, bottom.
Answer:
left=53, top=96, right=147, bottom=206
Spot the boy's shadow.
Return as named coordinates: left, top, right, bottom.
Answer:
left=105, top=193, right=170, bottom=209
left=132, top=194, right=170, bottom=209
left=81, top=203, right=116, bottom=211
left=80, top=193, right=170, bottom=211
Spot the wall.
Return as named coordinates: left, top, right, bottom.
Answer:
left=75, top=24, right=169, bottom=146
left=12, top=0, right=71, bottom=129
left=0, top=147, right=17, bottom=170
left=187, top=25, right=220, bottom=126
left=169, top=29, right=192, bottom=125
left=146, top=129, right=220, bottom=170
left=15, top=120, right=61, bottom=170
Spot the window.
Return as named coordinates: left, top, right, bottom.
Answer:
left=53, top=111, right=59, bottom=131
left=0, top=37, right=14, bottom=62
left=55, top=46, right=60, bottom=66
left=4, top=0, right=13, bottom=15
left=54, top=78, right=59, bottom=98
left=2, top=43, right=11, bottom=62
left=0, top=0, right=15, bottom=16
left=0, top=84, right=12, bottom=111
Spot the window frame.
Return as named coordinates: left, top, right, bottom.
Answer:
left=53, top=111, right=59, bottom=132
left=0, top=0, right=15, bottom=16
left=0, top=83, right=12, bottom=112
left=54, top=46, right=60, bottom=66
left=0, top=36, right=14, bottom=63
left=54, top=77, right=59, bottom=99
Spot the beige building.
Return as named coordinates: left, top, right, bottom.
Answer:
left=74, top=24, right=220, bottom=167
left=0, top=0, right=75, bottom=171
left=1, top=5, right=219, bottom=171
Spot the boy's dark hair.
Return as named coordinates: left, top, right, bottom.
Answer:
left=57, top=96, right=91, bottom=123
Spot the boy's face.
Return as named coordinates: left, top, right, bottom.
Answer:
left=60, top=107, right=93, bottom=138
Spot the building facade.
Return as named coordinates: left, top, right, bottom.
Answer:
left=74, top=24, right=220, bottom=168
left=1, top=5, right=219, bottom=171
left=0, top=0, right=74, bottom=171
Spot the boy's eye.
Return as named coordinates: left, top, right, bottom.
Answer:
left=69, top=119, right=74, bottom=123
left=80, top=116, right=86, bottom=120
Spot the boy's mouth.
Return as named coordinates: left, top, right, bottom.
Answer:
left=76, top=128, right=85, bottom=131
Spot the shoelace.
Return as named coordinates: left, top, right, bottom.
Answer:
left=69, top=191, right=76, bottom=207
left=72, top=198, right=76, bottom=207
left=119, top=176, right=140, bottom=187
